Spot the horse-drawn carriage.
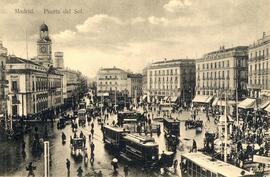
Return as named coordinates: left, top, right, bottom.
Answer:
left=185, top=119, right=203, bottom=129
left=57, top=117, right=66, bottom=129
left=70, top=137, right=86, bottom=158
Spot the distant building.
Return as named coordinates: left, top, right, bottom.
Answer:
left=127, top=73, right=143, bottom=100
left=248, top=32, right=270, bottom=99
left=96, top=67, right=143, bottom=108
left=0, top=42, right=9, bottom=122
left=62, top=69, right=80, bottom=105
left=147, top=59, right=196, bottom=105
left=54, top=52, right=64, bottom=69
left=194, top=46, right=248, bottom=105
left=96, top=67, right=129, bottom=95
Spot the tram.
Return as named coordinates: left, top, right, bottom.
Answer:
left=180, top=152, right=254, bottom=177
left=163, top=118, right=180, bottom=136
left=120, top=134, right=159, bottom=167
left=117, top=111, right=145, bottom=126
left=102, top=125, right=130, bottom=149
left=78, top=109, right=86, bottom=126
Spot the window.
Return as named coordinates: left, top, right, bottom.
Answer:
left=12, top=105, right=18, bottom=115
left=12, top=81, right=18, bottom=91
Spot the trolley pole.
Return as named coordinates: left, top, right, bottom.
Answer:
left=44, top=141, right=50, bottom=177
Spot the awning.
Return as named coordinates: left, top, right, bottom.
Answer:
left=163, top=96, right=169, bottom=101
left=212, top=98, right=219, bottom=106
left=142, top=95, right=147, bottom=100
left=265, top=104, right=270, bottom=112
left=170, top=96, right=178, bottom=103
left=206, top=96, right=214, bottom=103
left=192, top=95, right=213, bottom=103
left=216, top=100, right=236, bottom=107
left=238, top=98, right=256, bottom=109
left=259, top=101, right=270, bottom=109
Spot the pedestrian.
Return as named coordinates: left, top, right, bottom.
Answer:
left=80, top=131, right=83, bottom=138
left=124, top=165, right=129, bottom=177
left=90, top=142, right=95, bottom=154
left=91, top=122, right=94, bottom=129
left=90, top=152, right=95, bottom=164
left=83, top=135, right=86, bottom=147
left=91, top=128, right=94, bottom=138
left=26, top=162, right=36, bottom=177
left=173, top=159, right=178, bottom=173
left=66, top=159, right=70, bottom=174
left=88, top=133, right=92, bottom=142
left=111, top=158, right=118, bottom=174
left=77, top=166, right=83, bottom=177
left=97, top=170, right=103, bottom=177
left=192, top=139, right=197, bottom=152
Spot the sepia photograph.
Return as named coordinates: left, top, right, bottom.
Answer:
left=0, top=0, right=269, bottom=176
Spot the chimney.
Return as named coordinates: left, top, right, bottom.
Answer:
left=263, top=32, right=266, bottom=38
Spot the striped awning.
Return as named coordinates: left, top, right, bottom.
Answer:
left=265, top=104, right=270, bottom=112
left=238, top=98, right=256, bottom=109
left=192, top=95, right=213, bottom=103
left=259, top=101, right=270, bottom=109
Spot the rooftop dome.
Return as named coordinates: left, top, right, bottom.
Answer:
left=40, top=23, right=48, bottom=32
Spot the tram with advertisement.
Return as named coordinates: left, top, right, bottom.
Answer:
left=163, top=118, right=180, bottom=136
left=180, top=152, right=254, bottom=177
left=102, top=125, right=130, bottom=149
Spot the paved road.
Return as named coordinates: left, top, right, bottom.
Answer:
left=0, top=106, right=216, bottom=177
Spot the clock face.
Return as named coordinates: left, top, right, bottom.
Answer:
left=41, top=46, right=47, bottom=53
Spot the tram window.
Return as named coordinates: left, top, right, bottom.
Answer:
left=212, top=173, right=216, bottom=177
left=206, top=170, right=211, bottom=177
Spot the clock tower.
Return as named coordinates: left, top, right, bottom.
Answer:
left=36, top=23, right=52, bottom=68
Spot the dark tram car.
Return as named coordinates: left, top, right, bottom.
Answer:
left=102, top=125, right=130, bottom=149
left=120, top=134, right=159, bottom=167
left=163, top=118, right=180, bottom=136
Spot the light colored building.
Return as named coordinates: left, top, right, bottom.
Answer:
left=6, top=56, right=64, bottom=117
left=96, top=67, right=129, bottom=95
left=96, top=67, right=143, bottom=100
left=0, top=42, right=9, bottom=122
left=195, top=46, right=248, bottom=104
left=6, top=56, right=48, bottom=116
left=54, top=52, right=64, bottom=69
left=127, top=73, right=143, bottom=99
left=247, top=32, right=270, bottom=99
left=62, top=69, right=80, bottom=103
left=147, top=59, right=196, bottom=105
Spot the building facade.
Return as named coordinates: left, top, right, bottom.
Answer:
left=6, top=56, right=64, bottom=117
left=195, top=46, right=248, bottom=101
left=6, top=56, right=48, bottom=116
left=96, top=67, right=129, bottom=95
left=147, top=59, right=196, bottom=104
left=127, top=73, right=143, bottom=99
left=247, top=32, right=270, bottom=99
left=0, top=42, right=9, bottom=122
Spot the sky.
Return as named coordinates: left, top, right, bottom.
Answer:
left=0, top=0, right=269, bottom=78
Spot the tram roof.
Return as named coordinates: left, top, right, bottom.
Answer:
left=103, top=125, right=127, bottom=132
left=123, top=134, right=158, bottom=147
left=118, top=110, right=139, bottom=114
left=181, top=153, right=254, bottom=177
left=78, top=109, right=86, bottom=113
left=163, top=118, right=180, bottom=123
